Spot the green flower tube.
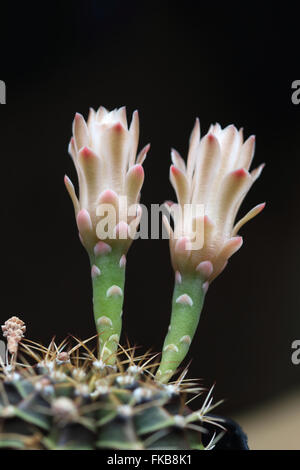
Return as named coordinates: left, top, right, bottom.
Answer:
left=90, top=245, right=125, bottom=363
left=156, top=273, right=206, bottom=383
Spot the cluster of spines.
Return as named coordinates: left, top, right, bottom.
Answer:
left=0, top=335, right=224, bottom=450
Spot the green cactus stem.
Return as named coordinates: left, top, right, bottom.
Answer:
left=156, top=273, right=206, bottom=383
left=90, top=243, right=126, bottom=364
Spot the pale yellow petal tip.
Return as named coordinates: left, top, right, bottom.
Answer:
left=189, top=117, right=200, bottom=143
left=64, top=175, right=80, bottom=213
left=251, top=162, right=266, bottom=181
left=233, top=202, right=266, bottom=236
left=136, top=143, right=150, bottom=165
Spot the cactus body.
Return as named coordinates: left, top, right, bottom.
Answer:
left=0, top=337, right=224, bottom=450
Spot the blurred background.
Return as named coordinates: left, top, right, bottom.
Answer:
left=0, top=0, right=299, bottom=449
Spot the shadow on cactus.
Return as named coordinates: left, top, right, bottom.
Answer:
left=0, top=106, right=264, bottom=450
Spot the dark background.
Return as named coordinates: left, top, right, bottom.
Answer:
left=0, top=0, right=299, bottom=416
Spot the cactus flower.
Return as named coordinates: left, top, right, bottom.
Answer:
left=65, top=107, right=150, bottom=363
left=164, top=120, right=265, bottom=284
left=157, top=121, right=265, bottom=381
left=65, top=106, right=150, bottom=255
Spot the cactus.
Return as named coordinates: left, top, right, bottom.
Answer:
left=0, top=325, right=224, bottom=450
left=0, top=107, right=263, bottom=450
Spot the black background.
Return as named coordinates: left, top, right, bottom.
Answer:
left=0, top=0, right=299, bottom=416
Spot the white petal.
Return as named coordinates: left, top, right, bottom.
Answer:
left=128, top=110, right=139, bottom=168
left=192, top=133, right=221, bottom=205
left=64, top=175, right=80, bottom=214
left=73, top=113, right=89, bottom=152
left=170, top=165, right=190, bottom=206
left=100, top=123, right=129, bottom=193
left=171, top=148, right=186, bottom=173
left=78, top=147, right=102, bottom=207
left=238, top=135, right=255, bottom=170
left=187, top=118, right=200, bottom=180
left=232, top=203, right=265, bottom=236
left=214, top=168, right=252, bottom=236
left=136, top=143, right=150, bottom=165
left=117, top=106, right=128, bottom=129
left=125, top=164, right=144, bottom=206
